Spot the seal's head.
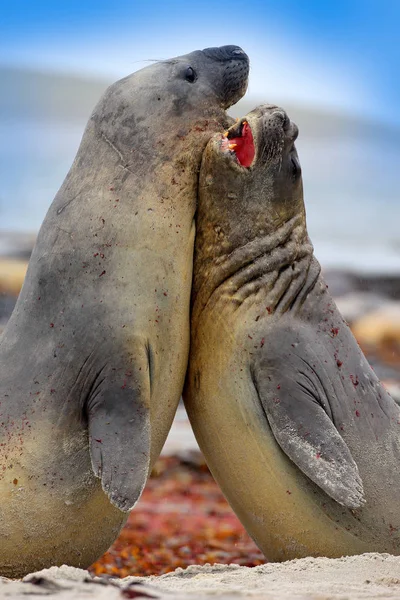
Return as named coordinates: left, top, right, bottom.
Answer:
left=198, top=105, right=304, bottom=250
left=95, top=45, right=250, bottom=152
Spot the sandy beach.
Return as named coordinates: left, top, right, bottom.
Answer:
left=3, top=555, right=400, bottom=599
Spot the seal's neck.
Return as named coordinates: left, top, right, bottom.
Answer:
left=192, top=214, right=319, bottom=320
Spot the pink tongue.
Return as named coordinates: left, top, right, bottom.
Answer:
left=229, top=122, right=255, bottom=167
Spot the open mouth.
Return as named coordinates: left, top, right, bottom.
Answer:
left=220, top=119, right=255, bottom=168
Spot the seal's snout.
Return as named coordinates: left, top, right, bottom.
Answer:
left=269, top=108, right=299, bottom=142
left=217, top=105, right=300, bottom=170
left=201, top=45, right=249, bottom=110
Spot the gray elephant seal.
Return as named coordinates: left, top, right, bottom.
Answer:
left=0, top=45, right=249, bottom=577
left=184, top=104, right=400, bottom=561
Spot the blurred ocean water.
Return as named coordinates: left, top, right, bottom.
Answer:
left=0, top=68, right=399, bottom=274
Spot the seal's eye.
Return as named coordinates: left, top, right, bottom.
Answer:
left=290, top=154, right=301, bottom=180
left=185, top=66, right=197, bottom=83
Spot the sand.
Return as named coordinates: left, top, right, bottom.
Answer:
left=2, top=554, right=400, bottom=599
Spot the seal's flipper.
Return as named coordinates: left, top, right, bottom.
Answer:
left=87, top=362, right=150, bottom=513
left=253, top=323, right=365, bottom=509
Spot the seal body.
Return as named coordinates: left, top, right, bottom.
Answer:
left=0, top=46, right=249, bottom=577
left=184, top=105, right=400, bottom=560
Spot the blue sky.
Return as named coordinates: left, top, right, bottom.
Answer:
left=1, top=0, right=399, bottom=122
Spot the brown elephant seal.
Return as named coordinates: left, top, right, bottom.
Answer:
left=184, top=104, right=400, bottom=561
left=0, top=45, right=249, bottom=578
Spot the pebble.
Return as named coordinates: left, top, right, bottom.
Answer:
left=0, top=258, right=28, bottom=296
left=324, top=269, right=400, bottom=301
left=335, top=292, right=388, bottom=324
left=352, top=302, right=400, bottom=350
left=383, top=380, right=400, bottom=404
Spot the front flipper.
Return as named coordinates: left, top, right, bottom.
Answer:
left=86, top=354, right=151, bottom=513
left=253, top=321, right=365, bottom=509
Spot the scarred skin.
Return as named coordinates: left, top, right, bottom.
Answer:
left=0, top=46, right=249, bottom=577
left=184, top=104, right=400, bottom=560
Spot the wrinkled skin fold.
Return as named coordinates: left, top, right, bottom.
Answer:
left=184, top=104, right=400, bottom=561
left=0, top=46, right=249, bottom=577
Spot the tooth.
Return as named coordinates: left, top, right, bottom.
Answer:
left=229, top=143, right=237, bottom=149
left=223, top=131, right=229, bottom=137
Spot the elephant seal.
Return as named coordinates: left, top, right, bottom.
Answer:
left=184, top=104, right=400, bottom=561
left=0, top=45, right=249, bottom=577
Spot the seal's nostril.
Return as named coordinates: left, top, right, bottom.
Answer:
left=270, top=110, right=290, bottom=130
left=290, top=122, right=299, bottom=142
left=282, top=113, right=290, bottom=131
left=202, top=45, right=249, bottom=63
